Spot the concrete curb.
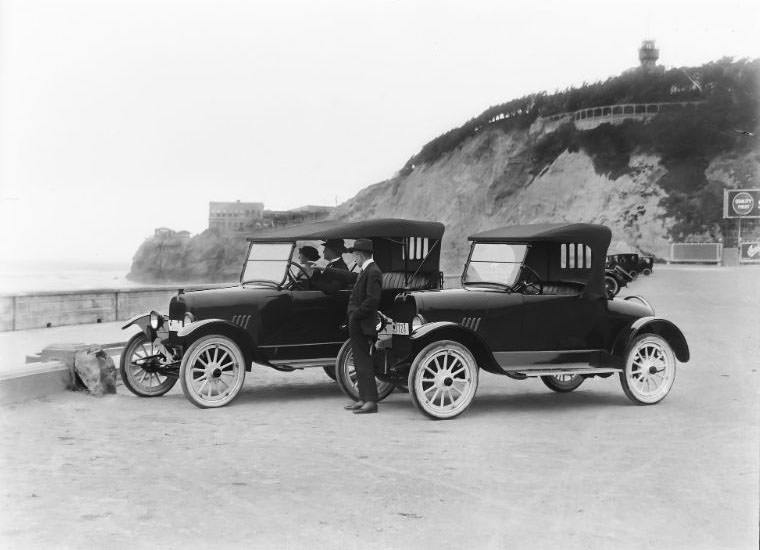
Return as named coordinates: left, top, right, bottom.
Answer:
left=1, top=348, right=124, bottom=406
left=0, top=360, right=72, bottom=405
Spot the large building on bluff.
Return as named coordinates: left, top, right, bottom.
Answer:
left=208, top=201, right=333, bottom=234
left=209, top=201, right=265, bottom=232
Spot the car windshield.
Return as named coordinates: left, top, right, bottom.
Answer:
left=241, top=243, right=293, bottom=284
left=463, top=243, right=528, bottom=287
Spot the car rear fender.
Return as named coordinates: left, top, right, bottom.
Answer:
left=410, top=322, right=500, bottom=372
left=612, top=317, right=690, bottom=363
left=177, top=319, right=262, bottom=370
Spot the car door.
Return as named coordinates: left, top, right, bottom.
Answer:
left=274, top=289, right=350, bottom=359
left=521, top=294, right=605, bottom=350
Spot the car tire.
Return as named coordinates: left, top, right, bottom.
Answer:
left=323, top=365, right=337, bottom=381
left=179, top=335, right=246, bottom=409
left=629, top=270, right=639, bottom=279
left=540, top=374, right=584, bottom=393
left=408, top=340, right=479, bottom=420
left=120, top=332, right=177, bottom=397
left=642, top=268, right=652, bottom=276
left=334, top=340, right=396, bottom=403
left=619, top=333, right=676, bottom=405
left=604, top=275, right=619, bottom=299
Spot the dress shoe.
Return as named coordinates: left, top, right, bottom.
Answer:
left=344, top=401, right=364, bottom=410
left=353, top=401, right=378, bottom=414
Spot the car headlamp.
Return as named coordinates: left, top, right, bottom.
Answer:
left=149, top=310, right=162, bottom=330
left=411, top=314, right=426, bottom=331
left=183, top=312, right=195, bottom=325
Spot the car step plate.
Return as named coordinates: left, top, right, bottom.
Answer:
left=509, top=367, right=620, bottom=377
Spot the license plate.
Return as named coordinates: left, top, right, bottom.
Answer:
left=167, top=320, right=183, bottom=332
left=388, top=322, right=409, bottom=336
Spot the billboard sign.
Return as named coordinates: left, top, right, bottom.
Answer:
left=724, top=189, right=760, bottom=218
left=739, top=242, right=760, bottom=263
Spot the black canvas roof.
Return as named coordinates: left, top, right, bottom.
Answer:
left=469, top=223, right=611, bottom=251
left=469, top=223, right=612, bottom=300
left=249, top=218, right=445, bottom=242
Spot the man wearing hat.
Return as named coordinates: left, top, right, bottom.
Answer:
left=310, top=239, right=350, bottom=294
left=293, top=245, right=320, bottom=289
left=343, top=238, right=383, bottom=414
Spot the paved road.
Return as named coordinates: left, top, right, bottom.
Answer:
left=1, top=267, right=758, bottom=549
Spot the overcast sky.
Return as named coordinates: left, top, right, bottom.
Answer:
left=1, top=0, right=758, bottom=264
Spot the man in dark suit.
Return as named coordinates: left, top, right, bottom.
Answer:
left=343, top=238, right=382, bottom=414
left=310, top=239, right=350, bottom=293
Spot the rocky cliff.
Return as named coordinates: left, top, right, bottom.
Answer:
left=335, top=113, right=759, bottom=273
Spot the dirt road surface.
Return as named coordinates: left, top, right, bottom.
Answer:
left=1, top=266, right=758, bottom=549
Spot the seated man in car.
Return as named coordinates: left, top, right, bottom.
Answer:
left=311, top=239, right=357, bottom=293
left=292, top=245, right=320, bottom=289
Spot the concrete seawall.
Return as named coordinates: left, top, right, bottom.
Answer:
left=1, top=278, right=462, bottom=333
left=0, top=284, right=229, bottom=331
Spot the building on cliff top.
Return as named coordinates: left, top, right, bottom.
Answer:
left=208, top=201, right=334, bottom=234
left=209, top=201, right=265, bottom=233
left=639, top=40, right=659, bottom=72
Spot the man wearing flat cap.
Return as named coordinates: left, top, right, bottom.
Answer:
left=343, top=238, right=383, bottom=414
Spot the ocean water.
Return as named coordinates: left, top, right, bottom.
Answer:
left=0, top=260, right=151, bottom=294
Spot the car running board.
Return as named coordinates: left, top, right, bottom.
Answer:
left=505, top=366, right=621, bottom=377
left=267, top=357, right=336, bottom=370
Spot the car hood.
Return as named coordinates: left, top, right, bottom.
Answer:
left=407, top=289, right=508, bottom=315
left=175, top=284, right=285, bottom=320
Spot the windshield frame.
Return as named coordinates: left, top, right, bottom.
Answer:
left=461, top=241, right=530, bottom=290
left=239, top=241, right=295, bottom=287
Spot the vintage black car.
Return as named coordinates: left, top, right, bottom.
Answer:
left=356, top=223, right=689, bottom=420
left=604, top=264, right=633, bottom=299
left=606, top=253, right=654, bottom=278
left=119, top=218, right=444, bottom=408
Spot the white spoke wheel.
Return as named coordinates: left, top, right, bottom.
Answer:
left=180, top=335, right=246, bottom=409
left=408, top=340, right=479, bottom=420
left=541, top=374, right=584, bottom=393
left=334, top=340, right=396, bottom=402
left=120, top=332, right=177, bottom=397
left=620, top=334, right=676, bottom=405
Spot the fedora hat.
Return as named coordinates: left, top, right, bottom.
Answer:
left=321, top=238, right=346, bottom=253
left=347, top=238, right=373, bottom=254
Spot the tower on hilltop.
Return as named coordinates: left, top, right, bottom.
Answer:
left=638, top=40, right=659, bottom=72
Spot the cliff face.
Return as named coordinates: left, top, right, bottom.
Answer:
left=335, top=120, right=759, bottom=273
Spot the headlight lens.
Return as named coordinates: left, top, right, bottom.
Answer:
left=183, top=312, right=195, bottom=325
left=149, top=310, right=162, bottom=330
left=411, top=314, right=426, bottom=331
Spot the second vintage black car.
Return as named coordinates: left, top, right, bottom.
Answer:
left=344, top=223, right=689, bottom=419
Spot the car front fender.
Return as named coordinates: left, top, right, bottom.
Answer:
left=612, top=317, right=690, bottom=363
left=176, top=319, right=262, bottom=369
left=410, top=321, right=500, bottom=373
left=122, top=313, right=150, bottom=331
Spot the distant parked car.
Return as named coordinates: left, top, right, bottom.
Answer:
left=606, top=253, right=641, bottom=278
left=637, top=255, right=654, bottom=276
left=373, top=223, right=689, bottom=420
left=604, top=265, right=634, bottom=299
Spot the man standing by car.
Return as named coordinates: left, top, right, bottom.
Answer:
left=343, top=238, right=382, bottom=414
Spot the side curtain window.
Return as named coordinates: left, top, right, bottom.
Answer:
left=402, top=237, right=429, bottom=260
left=560, top=243, right=592, bottom=269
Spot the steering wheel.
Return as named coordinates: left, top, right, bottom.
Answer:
left=286, top=261, right=312, bottom=289
left=514, top=265, right=543, bottom=295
